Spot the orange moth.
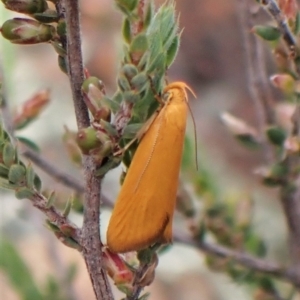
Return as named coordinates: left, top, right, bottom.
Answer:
left=107, top=82, right=196, bottom=253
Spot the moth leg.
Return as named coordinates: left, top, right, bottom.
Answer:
left=113, top=112, right=159, bottom=156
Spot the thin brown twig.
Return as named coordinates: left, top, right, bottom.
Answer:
left=31, top=190, right=81, bottom=242
left=261, top=0, right=299, bottom=75
left=63, top=0, right=113, bottom=299
left=237, top=0, right=275, bottom=164
left=173, top=231, right=300, bottom=287
left=22, top=146, right=85, bottom=193
left=21, top=145, right=114, bottom=207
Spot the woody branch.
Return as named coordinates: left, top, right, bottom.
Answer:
left=63, top=0, right=113, bottom=299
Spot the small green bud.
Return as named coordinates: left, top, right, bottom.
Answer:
left=76, top=127, right=101, bottom=154
left=122, top=64, right=138, bottom=79
left=8, top=164, right=26, bottom=185
left=1, top=0, right=48, bottom=14
left=270, top=73, right=295, bottom=94
left=1, top=18, right=55, bottom=44
left=82, top=76, right=102, bottom=93
left=82, top=77, right=111, bottom=121
left=131, top=72, right=149, bottom=92
left=57, top=19, right=66, bottom=37
left=252, top=25, right=281, bottom=41
left=266, top=126, right=286, bottom=146
left=33, top=9, right=59, bottom=23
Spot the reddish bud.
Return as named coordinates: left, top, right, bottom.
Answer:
left=102, top=247, right=134, bottom=292
left=279, top=0, right=298, bottom=20
left=1, top=0, right=48, bottom=14
left=82, top=77, right=111, bottom=122
left=1, top=18, right=55, bottom=44
left=13, top=90, right=50, bottom=130
left=270, top=73, right=295, bottom=94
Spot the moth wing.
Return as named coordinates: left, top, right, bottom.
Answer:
left=107, top=98, right=188, bottom=253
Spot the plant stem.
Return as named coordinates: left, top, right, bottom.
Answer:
left=63, top=0, right=113, bottom=298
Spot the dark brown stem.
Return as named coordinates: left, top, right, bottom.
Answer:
left=63, top=0, right=89, bottom=129
left=80, top=157, right=113, bottom=300
left=63, top=0, right=113, bottom=298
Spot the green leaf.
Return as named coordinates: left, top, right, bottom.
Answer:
left=3, top=142, right=16, bottom=167
left=34, top=174, right=42, bottom=191
left=266, top=126, right=286, bottom=146
left=143, top=1, right=153, bottom=29
left=15, top=187, right=35, bottom=199
left=118, top=74, right=132, bottom=92
left=131, top=72, right=149, bottom=92
left=8, top=164, right=26, bottom=185
left=166, top=35, right=179, bottom=67
left=0, top=163, right=9, bottom=179
left=17, top=136, right=40, bottom=152
left=148, top=52, right=165, bottom=73
left=95, top=156, right=121, bottom=177
left=123, top=90, right=141, bottom=103
left=101, top=96, right=120, bottom=114
left=0, top=239, right=43, bottom=300
left=122, top=63, right=138, bottom=79
left=130, top=33, right=149, bottom=60
left=25, top=164, right=36, bottom=188
left=295, top=12, right=300, bottom=35
left=122, top=123, right=143, bottom=139
left=253, top=25, right=281, bottom=41
left=122, top=18, right=131, bottom=44
left=63, top=197, right=73, bottom=217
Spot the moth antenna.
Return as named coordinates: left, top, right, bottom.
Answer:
left=180, top=83, right=198, bottom=171
left=187, top=102, right=199, bottom=171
